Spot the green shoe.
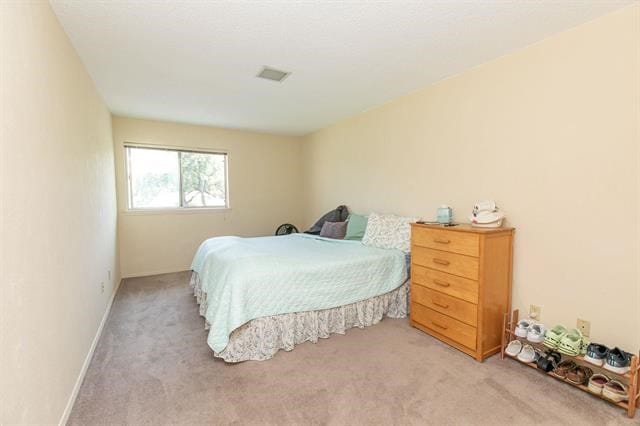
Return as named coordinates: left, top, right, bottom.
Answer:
left=558, top=329, right=584, bottom=356
left=580, top=336, right=590, bottom=355
left=544, top=325, right=567, bottom=349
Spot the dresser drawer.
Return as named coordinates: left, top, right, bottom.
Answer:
left=411, top=285, right=478, bottom=326
left=411, top=303, right=477, bottom=350
left=412, top=246, right=479, bottom=280
left=412, top=265, right=479, bottom=304
left=412, top=227, right=479, bottom=257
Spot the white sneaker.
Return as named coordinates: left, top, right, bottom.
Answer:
left=505, top=340, right=523, bottom=357
left=517, top=344, right=538, bottom=363
left=527, top=323, right=546, bottom=343
left=515, top=319, right=535, bottom=338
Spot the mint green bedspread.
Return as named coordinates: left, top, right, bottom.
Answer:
left=191, top=233, right=407, bottom=352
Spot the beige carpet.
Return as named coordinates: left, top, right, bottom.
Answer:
left=69, top=272, right=635, bottom=425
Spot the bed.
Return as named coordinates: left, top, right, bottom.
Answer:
left=190, top=232, right=409, bottom=362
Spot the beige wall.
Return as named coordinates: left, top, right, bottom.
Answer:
left=0, top=2, right=119, bottom=424
left=112, top=117, right=303, bottom=277
left=0, top=4, right=636, bottom=424
left=302, top=5, right=640, bottom=350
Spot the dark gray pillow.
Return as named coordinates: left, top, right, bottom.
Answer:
left=305, top=205, right=349, bottom=235
left=319, top=221, right=347, bottom=239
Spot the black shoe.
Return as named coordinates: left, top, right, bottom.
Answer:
left=584, top=343, right=609, bottom=366
left=604, top=347, right=631, bottom=375
left=537, top=350, right=562, bottom=372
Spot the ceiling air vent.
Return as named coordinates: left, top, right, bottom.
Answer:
left=256, top=66, right=290, bottom=82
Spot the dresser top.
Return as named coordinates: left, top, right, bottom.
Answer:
left=411, top=222, right=514, bottom=234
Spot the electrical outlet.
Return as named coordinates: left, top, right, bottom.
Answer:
left=101, top=282, right=104, bottom=294
left=577, top=319, right=591, bottom=337
left=529, top=305, right=541, bottom=320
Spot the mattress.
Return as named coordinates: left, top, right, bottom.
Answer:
left=190, top=233, right=408, bottom=353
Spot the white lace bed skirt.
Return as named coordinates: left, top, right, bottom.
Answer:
left=190, top=272, right=409, bottom=362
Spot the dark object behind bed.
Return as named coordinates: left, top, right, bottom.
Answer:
left=305, top=205, right=349, bottom=235
left=275, top=223, right=299, bottom=235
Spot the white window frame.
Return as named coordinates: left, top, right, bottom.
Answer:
left=124, top=142, right=230, bottom=212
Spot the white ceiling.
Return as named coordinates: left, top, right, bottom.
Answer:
left=50, top=0, right=633, bottom=136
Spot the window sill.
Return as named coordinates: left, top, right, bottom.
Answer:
left=120, top=207, right=232, bottom=216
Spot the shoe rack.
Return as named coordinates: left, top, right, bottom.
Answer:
left=501, top=309, right=639, bottom=419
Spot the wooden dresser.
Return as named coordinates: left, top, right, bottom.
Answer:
left=409, top=223, right=514, bottom=361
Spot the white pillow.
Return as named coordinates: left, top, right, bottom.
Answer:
left=362, top=212, right=419, bottom=253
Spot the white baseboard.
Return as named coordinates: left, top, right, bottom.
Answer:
left=58, top=277, right=122, bottom=426
left=121, top=267, right=188, bottom=279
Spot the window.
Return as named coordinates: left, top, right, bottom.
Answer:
left=125, top=145, right=228, bottom=210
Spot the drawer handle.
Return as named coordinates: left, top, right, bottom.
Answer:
left=433, top=258, right=450, bottom=266
left=433, top=279, right=450, bottom=287
left=432, top=322, right=448, bottom=330
left=434, top=238, right=450, bottom=244
left=433, top=301, right=449, bottom=309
